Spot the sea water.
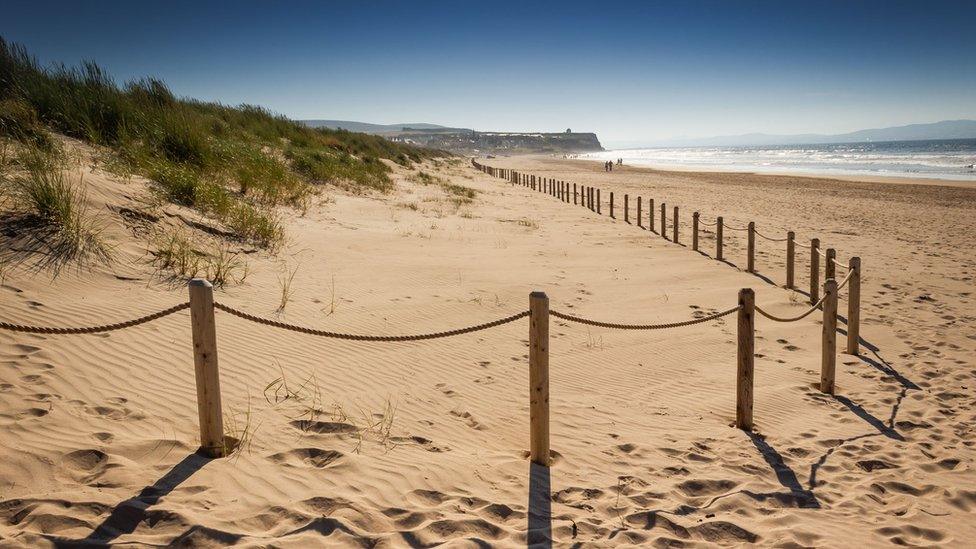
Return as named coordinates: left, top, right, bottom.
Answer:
left=583, top=139, right=976, bottom=181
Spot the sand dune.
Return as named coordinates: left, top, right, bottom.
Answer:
left=1, top=148, right=974, bottom=546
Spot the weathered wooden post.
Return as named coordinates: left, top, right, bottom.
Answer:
left=189, top=279, right=225, bottom=458
left=737, top=288, right=755, bottom=431
left=810, top=238, right=820, bottom=305
left=821, top=279, right=838, bottom=394
left=673, top=206, right=679, bottom=243
left=660, top=202, right=667, bottom=238
left=692, top=212, right=700, bottom=251
left=623, top=194, right=628, bottom=222
left=529, top=291, right=550, bottom=466
left=637, top=197, right=643, bottom=228
left=786, top=231, right=795, bottom=289
left=825, top=248, right=836, bottom=281
left=596, top=189, right=601, bottom=214
left=747, top=222, right=756, bottom=273
left=610, top=192, right=615, bottom=218
left=847, top=257, right=861, bottom=355
left=716, top=216, right=724, bottom=260
left=649, top=199, right=655, bottom=233
left=574, top=183, right=578, bottom=204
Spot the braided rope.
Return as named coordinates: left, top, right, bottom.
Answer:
left=836, top=269, right=856, bottom=291
left=724, top=223, right=749, bottom=231
left=795, top=240, right=812, bottom=249
left=214, top=302, right=529, bottom=341
left=754, top=230, right=788, bottom=242
left=550, top=306, right=739, bottom=330
left=0, top=303, right=190, bottom=335
left=830, top=256, right=849, bottom=270
left=755, top=295, right=827, bottom=323
left=698, top=219, right=718, bottom=227
left=817, top=247, right=829, bottom=257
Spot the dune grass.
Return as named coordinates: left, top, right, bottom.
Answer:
left=1, top=142, right=112, bottom=264
left=0, top=37, right=446, bottom=249
left=150, top=229, right=249, bottom=286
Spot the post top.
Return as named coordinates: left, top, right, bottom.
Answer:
left=529, top=291, right=548, bottom=299
left=739, top=287, right=755, bottom=296
left=189, top=278, right=213, bottom=288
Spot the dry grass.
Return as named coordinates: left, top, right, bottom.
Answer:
left=150, top=229, right=248, bottom=286
left=1, top=142, right=112, bottom=268
left=276, top=262, right=299, bottom=312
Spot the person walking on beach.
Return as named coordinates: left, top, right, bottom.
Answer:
left=604, top=161, right=610, bottom=172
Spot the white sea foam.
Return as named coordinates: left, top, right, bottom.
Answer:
left=583, top=140, right=976, bottom=181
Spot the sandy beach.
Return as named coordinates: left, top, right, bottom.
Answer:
left=1, top=147, right=975, bottom=547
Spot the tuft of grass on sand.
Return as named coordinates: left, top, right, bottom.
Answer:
left=276, top=262, right=299, bottom=312
left=4, top=142, right=112, bottom=264
left=150, top=229, right=248, bottom=286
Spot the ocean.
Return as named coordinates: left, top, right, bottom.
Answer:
left=582, top=139, right=976, bottom=181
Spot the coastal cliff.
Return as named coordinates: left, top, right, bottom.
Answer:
left=389, top=129, right=603, bottom=155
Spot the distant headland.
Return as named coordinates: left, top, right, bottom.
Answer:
left=302, top=120, right=604, bottom=154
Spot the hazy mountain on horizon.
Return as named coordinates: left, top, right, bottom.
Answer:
left=605, top=119, right=976, bottom=149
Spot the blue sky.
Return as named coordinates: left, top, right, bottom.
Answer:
left=3, top=0, right=975, bottom=145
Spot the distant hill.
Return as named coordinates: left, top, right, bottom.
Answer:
left=302, top=120, right=470, bottom=134
left=301, top=120, right=603, bottom=154
left=611, top=120, right=976, bottom=149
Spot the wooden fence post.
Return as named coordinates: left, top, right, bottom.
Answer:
left=660, top=202, right=667, bottom=238
left=821, top=279, right=838, bottom=394
left=673, top=206, right=679, bottom=243
left=637, top=197, right=643, bottom=228
left=529, top=291, right=550, bottom=466
left=610, top=192, right=615, bottom=218
left=189, top=279, right=225, bottom=458
left=596, top=189, right=601, bottom=214
left=847, top=257, right=861, bottom=355
left=810, top=238, right=820, bottom=305
left=574, top=183, right=578, bottom=205
left=747, top=222, right=756, bottom=273
left=716, top=216, right=724, bottom=260
left=649, top=199, right=655, bottom=233
left=737, top=288, right=755, bottom=430
left=825, top=248, right=836, bottom=280
left=623, top=194, right=628, bottom=222
left=692, top=212, right=699, bottom=251
left=786, top=231, right=795, bottom=289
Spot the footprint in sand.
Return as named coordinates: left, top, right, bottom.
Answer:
left=268, top=448, right=345, bottom=469
left=289, top=420, right=358, bottom=434
left=450, top=409, right=487, bottom=430
left=435, top=383, right=458, bottom=397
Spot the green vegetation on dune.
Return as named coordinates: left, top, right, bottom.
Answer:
left=0, top=37, right=445, bottom=248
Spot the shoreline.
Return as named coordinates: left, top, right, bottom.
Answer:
left=544, top=154, right=976, bottom=189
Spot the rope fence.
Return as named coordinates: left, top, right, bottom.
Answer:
left=0, top=161, right=866, bottom=467
left=214, top=302, right=529, bottom=341
left=473, top=157, right=863, bottom=348
left=0, top=303, right=190, bottom=334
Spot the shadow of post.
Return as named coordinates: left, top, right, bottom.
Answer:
left=527, top=462, right=552, bottom=548
left=746, top=433, right=820, bottom=508
left=53, top=451, right=213, bottom=546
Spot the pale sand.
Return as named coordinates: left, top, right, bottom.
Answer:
left=1, top=144, right=974, bottom=547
